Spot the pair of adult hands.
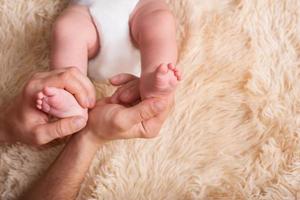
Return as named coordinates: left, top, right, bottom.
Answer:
left=2, top=67, right=171, bottom=146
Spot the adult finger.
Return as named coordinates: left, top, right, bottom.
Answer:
left=110, top=87, right=122, bottom=104
left=60, top=67, right=96, bottom=106
left=117, top=98, right=167, bottom=130
left=129, top=96, right=174, bottom=138
left=24, top=69, right=73, bottom=96
left=56, top=67, right=96, bottom=108
left=43, top=68, right=96, bottom=108
left=32, top=116, right=87, bottom=145
left=119, top=83, right=140, bottom=104
left=129, top=115, right=164, bottom=139
left=109, top=73, right=138, bottom=86
left=31, top=68, right=76, bottom=81
left=110, top=79, right=139, bottom=104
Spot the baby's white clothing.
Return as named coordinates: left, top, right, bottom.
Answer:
left=73, top=0, right=141, bottom=82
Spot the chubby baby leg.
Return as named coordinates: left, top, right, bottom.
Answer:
left=36, top=4, right=99, bottom=119
left=130, top=0, right=181, bottom=99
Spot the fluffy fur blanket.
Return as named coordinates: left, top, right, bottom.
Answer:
left=0, top=0, right=299, bottom=199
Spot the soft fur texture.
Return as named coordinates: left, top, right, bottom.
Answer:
left=0, top=0, right=300, bottom=199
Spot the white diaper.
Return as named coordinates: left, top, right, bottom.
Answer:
left=73, top=0, right=141, bottom=82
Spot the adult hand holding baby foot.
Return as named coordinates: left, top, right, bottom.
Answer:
left=108, top=72, right=176, bottom=139
left=109, top=63, right=181, bottom=110
left=110, top=73, right=141, bottom=105
left=0, top=67, right=96, bottom=145
left=23, top=78, right=171, bottom=200
left=81, top=96, right=168, bottom=147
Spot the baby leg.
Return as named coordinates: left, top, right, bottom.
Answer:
left=36, top=4, right=99, bottom=119
left=50, top=4, right=99, bottom=73
left=130, top=0, right=181, bottom=99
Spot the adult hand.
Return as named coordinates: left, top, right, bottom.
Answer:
left=1, top=67, right=96, bottom=145
left=109, top=73, right=141, bottom=105
left=82, top=73, right=174, bottom=146
left=82, top=97, right=168, bottom=146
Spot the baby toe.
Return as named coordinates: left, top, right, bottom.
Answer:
left=41, top=100, right=51, bottom=113
left=167, top=63, right=176, bottom=70
left=37, top=99, right=43, bottom=105
left=43, top=87, right=58, bottom=97
left=157, top=64, right=169, bottom=75
left=37, top=91, right=44, bottom=100
left=36, top=103, right=42, bottom=110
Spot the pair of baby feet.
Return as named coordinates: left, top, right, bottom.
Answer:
left=36, top=64, right=181, bottom=119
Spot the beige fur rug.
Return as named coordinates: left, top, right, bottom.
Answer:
left=1, top=0, right=300, bottom=199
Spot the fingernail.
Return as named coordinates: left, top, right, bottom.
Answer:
left=73, top=117, right=87, bottom=129
left=153, top=100, right=166, bottom=111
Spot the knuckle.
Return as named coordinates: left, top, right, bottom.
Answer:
left=67, top=67, right=79, bottom=76
left=58, top=71, right=68, bottom=81
left=140, top=107, right=153, bottom=120
left=59, top=67, right=79, bottom=81
left=27, top=76, right=38, bottom=87
left=23, top=79, right=38, bottom=96
left=112, top=111, right=126, bottom=131
left=60, top=71, right=72, bottom=82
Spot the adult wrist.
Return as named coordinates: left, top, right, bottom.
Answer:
left=76, top=128, right=106, bottom=151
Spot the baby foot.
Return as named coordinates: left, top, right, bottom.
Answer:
left=36, top=87, right=88, bottom=119
left=141, top=63, right=182, bottom=99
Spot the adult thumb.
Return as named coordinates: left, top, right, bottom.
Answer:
left=33, top=116, right=87, bottom=145
left=124, top=98, right=167, bottom=127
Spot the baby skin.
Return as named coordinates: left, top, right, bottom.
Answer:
left=36, top=0, right=181, bottom=119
